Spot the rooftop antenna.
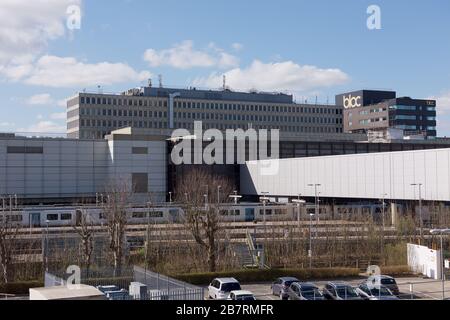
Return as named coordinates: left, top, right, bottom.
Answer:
left=223, top=75, right=226, bottom=90
left=315, top=96, right=318, bottom=105
left=158, top=74, right=163, bottom=88
left=148, top=78, right=152, bottom=88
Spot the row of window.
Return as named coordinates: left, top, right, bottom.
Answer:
left=80, top=95, right=343, bottom=115
left=390, top=105, right=436, bottom=112
left=79, top=125, right=343, bottom=139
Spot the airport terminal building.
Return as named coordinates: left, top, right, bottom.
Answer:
left=1, top=85, right=449, bottom=205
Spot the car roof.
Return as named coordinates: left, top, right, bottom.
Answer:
left=373, top=275, right=394, bottom=279
left=215, top=277, right=239, bottom=283
left=230, top=290, right=253, bottom=296
left=328, top=281, right=352, bottom=287
left=279, top=277, right=299, bottom=281
left=297, top=282, right=318, bottom=288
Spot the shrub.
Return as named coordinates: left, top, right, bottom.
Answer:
left=173, top=267, right=360, bottom=285
left=0, top=281, right=44, bottom=295
left=380, top=265, right=414, bottom=277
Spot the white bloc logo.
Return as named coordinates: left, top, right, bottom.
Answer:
left=343, top=94, right=362, bottom=109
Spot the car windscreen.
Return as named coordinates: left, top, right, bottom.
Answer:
left=221, top=283, right=241, bottom=292
left=370, top=287, right=392, bottom=296
left=285, top=280, right=298, bottom=286
left=236, top=295, right=256, bottom=301
left=336, top=287, right=359, bottom=298
left=301, top=287, right=323, bottom=298
left=381, top=278, right=396, bottom=285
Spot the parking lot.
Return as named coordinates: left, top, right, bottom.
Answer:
left=205, top=277, right=450, bottom=300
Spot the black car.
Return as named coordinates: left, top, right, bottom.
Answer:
left=271, top=277, right=300, bottom=300
left=372, top=275, right=400, bottom=296
left=287, top=282, right=325, bottom=300
left=322, top=282, right=362, bottom=300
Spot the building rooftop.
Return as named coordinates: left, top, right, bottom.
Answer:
left=29, top=285, right=106, bottom=300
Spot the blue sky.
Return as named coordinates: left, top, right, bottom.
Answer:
left=1, top=0, right=449, bottom=135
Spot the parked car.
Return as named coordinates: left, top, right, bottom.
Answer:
left=271, top=277, right=300, bottom=300
left=287, top=282, right=325, bottom=300
left=208, top=278, right=241, bottom=300
left=369, top=275, right=400, bottom=296
left=227, top=290, right=256, bottom=301
left=322, top=282, right=362, bottom=300
left=356, top=283, right=399, bottom=300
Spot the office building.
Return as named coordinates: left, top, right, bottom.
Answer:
left=67, top=85, right=344, bottom=139
left=337, top=90, right=437, bottom=138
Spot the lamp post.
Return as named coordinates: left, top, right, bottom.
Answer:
left=217, top=186, right=221, bottom=205
left=292, top=195, right=306, bottom=229
left=308, top=184, right=321, bottom=238
left=430, top=229, right=450, bottom=300
left=45, top=220, right=50, bottom=272
left=309, top=213, right=314, bottom=269
left=229, top=191, right=242, bottom=227
left=380, top=193, right=388, bottom=264
left=260, top=192, right=269, bottom=242
left=168, top=192, right=172, bottom=203
left=411, top=183, right=424, bottom=242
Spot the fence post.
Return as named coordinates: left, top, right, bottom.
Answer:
left=410, top=283, right=414, bottom=300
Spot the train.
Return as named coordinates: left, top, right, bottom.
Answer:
left=0, top=202, right=402, bottom=228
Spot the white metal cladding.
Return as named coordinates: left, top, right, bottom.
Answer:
left=0, top=136, right=167, bottom=200
left=240, top=148, right=450, bottom=201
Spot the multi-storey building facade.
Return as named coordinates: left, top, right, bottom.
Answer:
left=338, top=90, right=437, bottom=138
left=67, top=86, right=344, bottom=139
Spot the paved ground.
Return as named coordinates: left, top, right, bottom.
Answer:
left=204, top=276, right=450, bottom=300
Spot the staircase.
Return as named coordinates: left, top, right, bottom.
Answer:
left=232, top=242, right=255, bottom=268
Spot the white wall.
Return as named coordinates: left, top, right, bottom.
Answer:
left=241, top=148, right=450, bottom=201
left=407, top=243, right=442, bottom=280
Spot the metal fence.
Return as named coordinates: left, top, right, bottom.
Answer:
left=44, top=265, right=204, bottom=300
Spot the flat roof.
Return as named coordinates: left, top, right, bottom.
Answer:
left=29, top=285, right=105, bottom=300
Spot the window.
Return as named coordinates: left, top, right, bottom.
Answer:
left=46, top=214, right=59, bottom=221
left=132, top=173, right=148, bottom=193
left=61, top=213, right=72, bottom=220
left=7, top=146, right=43, bottom=154
left=132, top=147, right=148, bottom=154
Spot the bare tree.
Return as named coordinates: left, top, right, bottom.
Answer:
left=0, top=212, right=19, bottom=284
left=102, top=178, right=132, bottom=276
left=175, top=168, right=235, bottom=272
left=73, top=208, right=95, bottom=275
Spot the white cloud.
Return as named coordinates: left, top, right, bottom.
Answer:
left=0, top=0, right=81, bottom=65
left=26, top=93, right=53, bottom=105
left=4, top=55, right=151, bottom=88
left=17, top=120, right=65, bottom=134
left=429, top=91, right=450, bottom=115
left=193, top=60, right=349, bottom=92
left=50, top=112, right=66, bottom=120
left=232, top=43, right=244, bottom=51
left=0, top=122, right=15, bottom=128
left=143, top=40, right=239, bottom=69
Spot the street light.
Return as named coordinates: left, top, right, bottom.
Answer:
left=309, top=213, right=314, bottom=269
left=229, top=191, right=242, bottom=205
left=168, top=192, right=173, bottom=203
left=260, top=192, right=270, bottom=242
left=430, top=228, right=450, bottom=300
left=411, top=183, right=424, bottom=241
left=217, top=186, right=221, bottom=205
left=380, top=193, right=388, bottom=265
left=292, top=195, right=306, bottom=229
left=308, top=184, right=321, bottom=238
